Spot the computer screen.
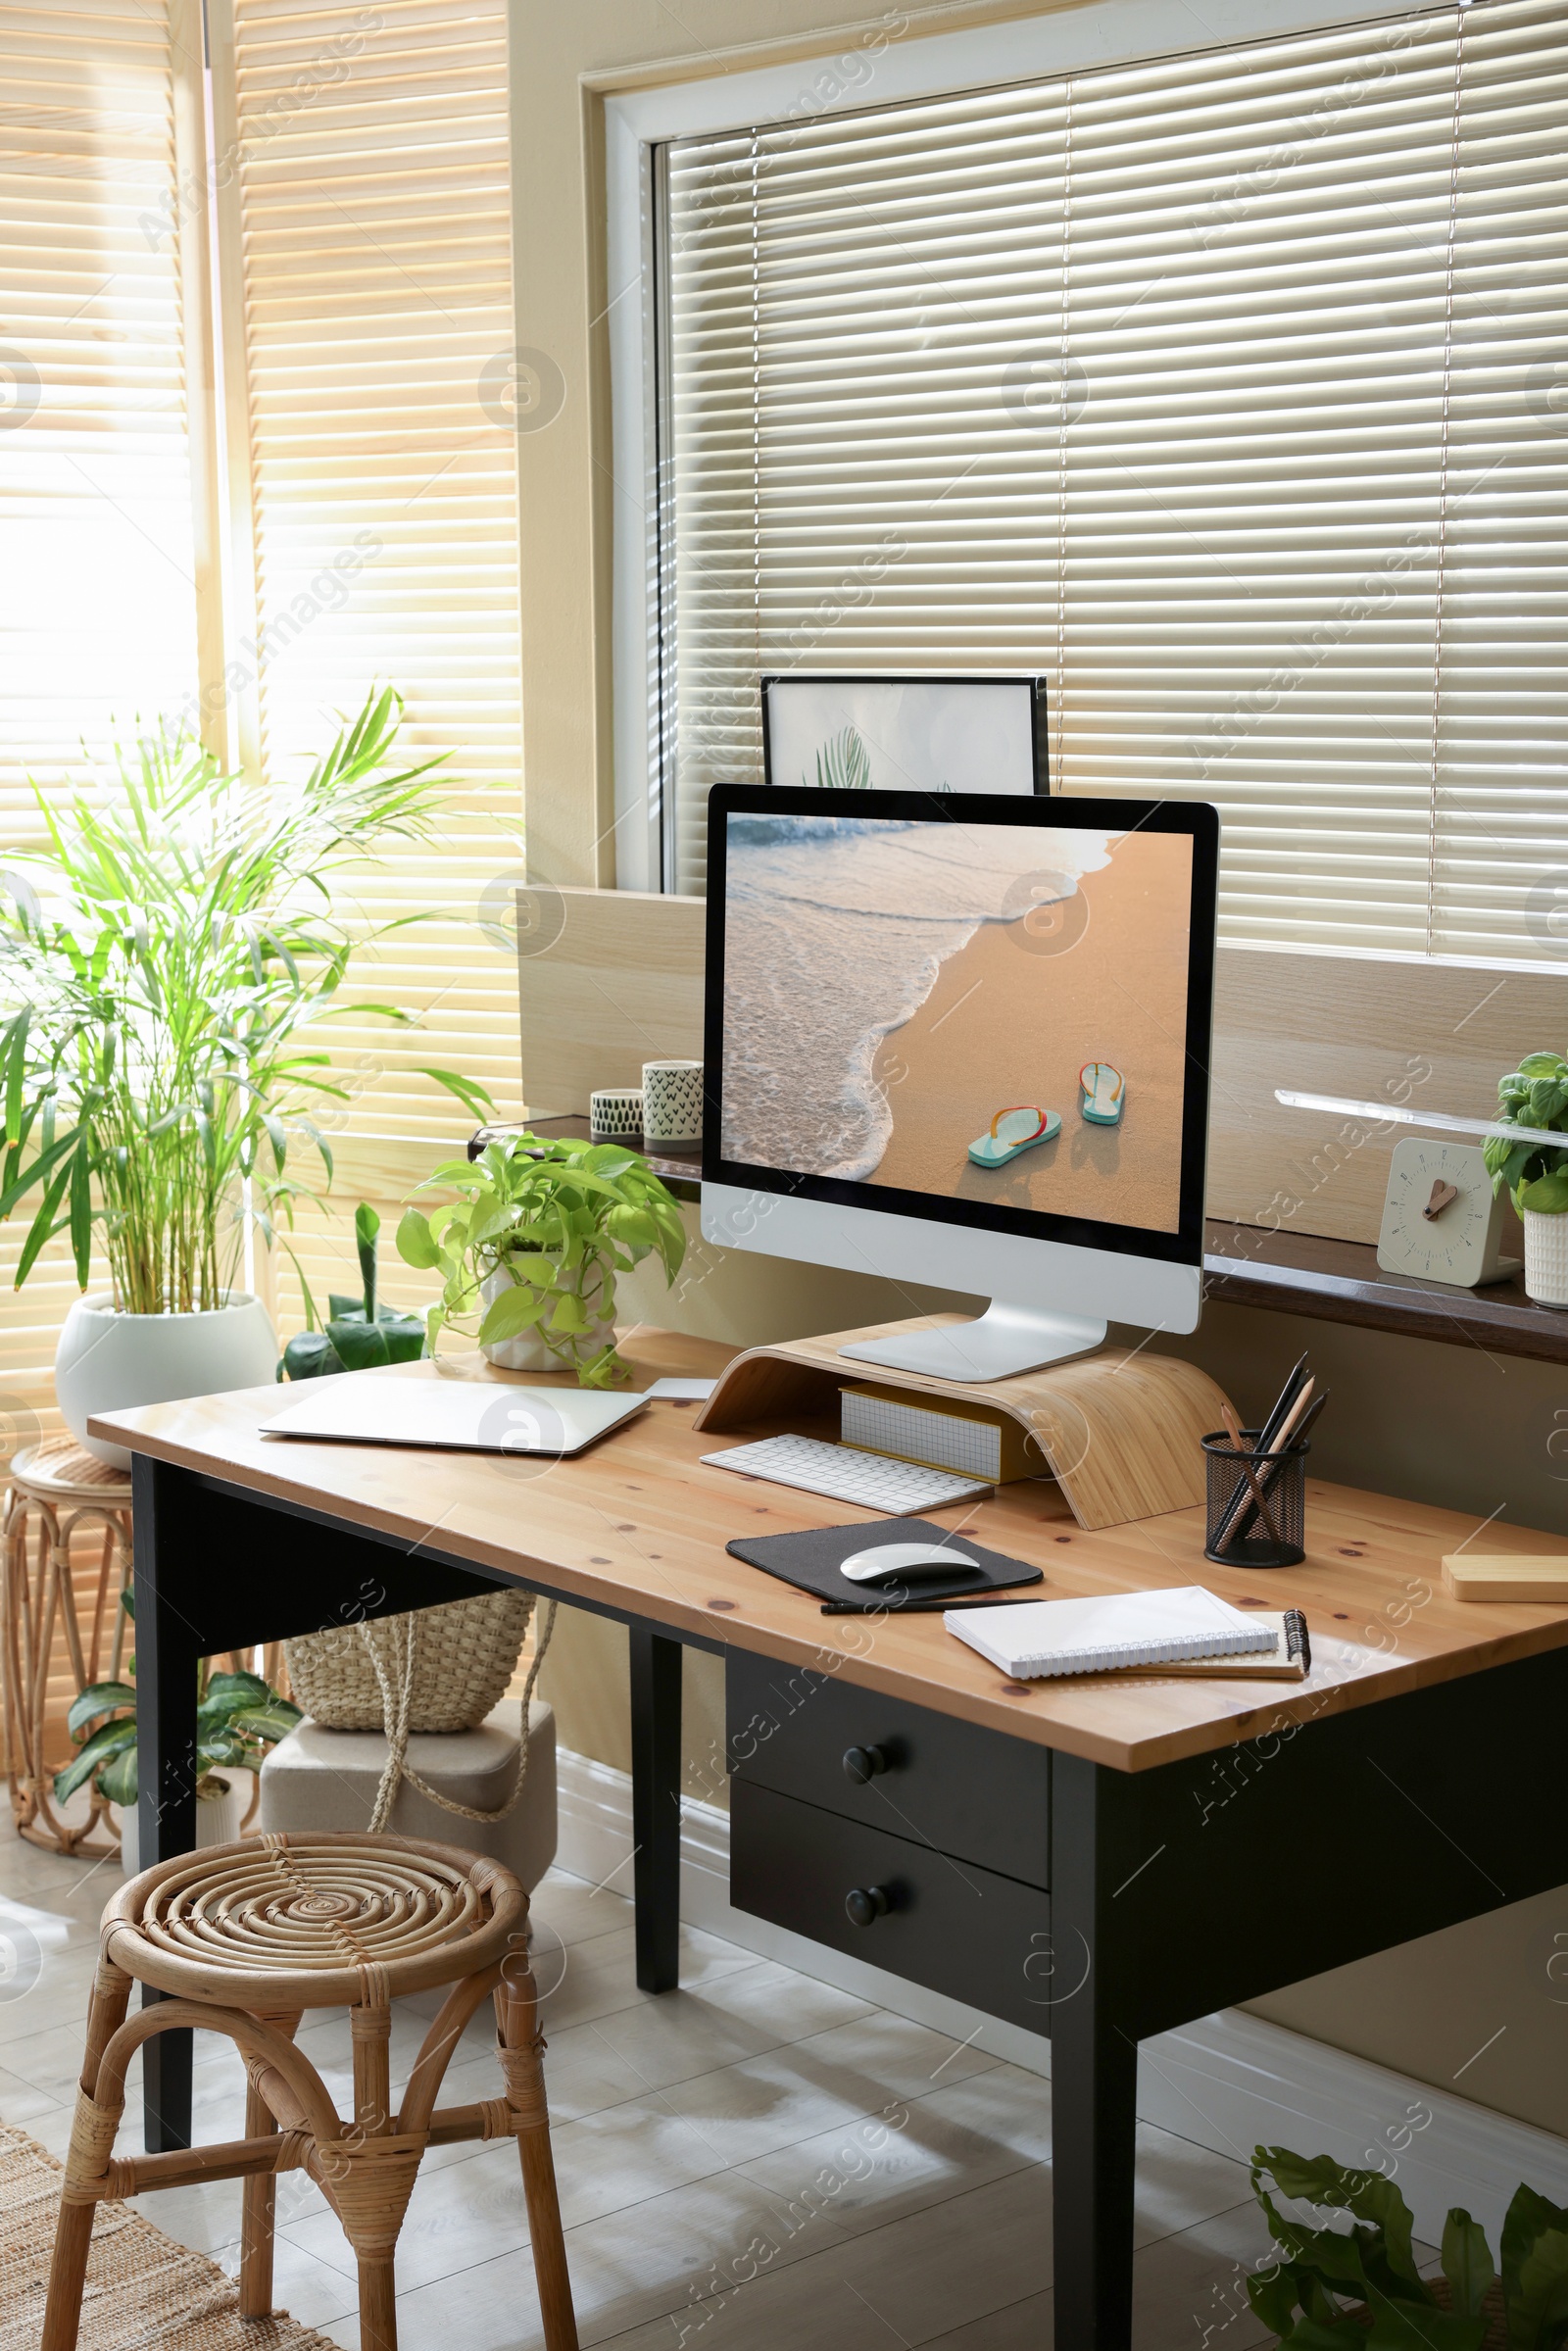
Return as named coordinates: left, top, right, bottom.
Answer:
left=704, top=789, right=1217, bottom=1272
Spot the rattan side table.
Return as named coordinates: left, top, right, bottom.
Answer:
left=2, top=1436, right=133, bottom=1858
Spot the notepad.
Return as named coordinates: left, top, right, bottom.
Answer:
left=944, top=1586, right=1277, bottom=1680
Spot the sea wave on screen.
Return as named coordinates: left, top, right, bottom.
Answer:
left=719, top=815, right=1115, bottom=1180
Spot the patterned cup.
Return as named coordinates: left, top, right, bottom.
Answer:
left=590, top=1088, right=644, bottom=1143
left=642, top=1060, right=703, bottom=1151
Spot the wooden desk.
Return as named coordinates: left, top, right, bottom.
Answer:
left=98, top=1333, right=1568, bottom=2351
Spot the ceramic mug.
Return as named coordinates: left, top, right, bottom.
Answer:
left=642, top=1060, right=703, bottom=1150
left=590, top=1087, right=643, bottom=1142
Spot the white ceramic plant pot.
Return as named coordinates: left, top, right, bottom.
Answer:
left=1523, top=1210, right=1568, bottom=1307
left=55, top=1291, right=278, bottom=1469
left=121, top=1772, right=242, bottom=1879
left=479, top=1267, right=615, bottom=1372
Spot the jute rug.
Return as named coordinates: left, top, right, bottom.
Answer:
left=0, top=2124, right=342, bottom=2349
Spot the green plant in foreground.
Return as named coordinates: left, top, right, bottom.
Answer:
left=1485, top=1050, right=1568, bottom=1216
left=0, top=686, right=491, bottom=1314
left=1250, top=2145, right=1568, bottom=2347
left=279, top=1201, right=425, bottom=1379
left=397, top=1132, right=685, bottom=1387
left=54, top=1593, right=301, bottom=1810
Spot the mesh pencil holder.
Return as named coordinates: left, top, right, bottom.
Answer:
left=1201, top=1430, right=1308, bottom=1569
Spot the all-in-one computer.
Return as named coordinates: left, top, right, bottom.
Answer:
left=701, top=788, right=1219, bottom=1383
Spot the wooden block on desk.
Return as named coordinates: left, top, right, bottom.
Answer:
left=1442, top=1555, right=1568, bottom=1603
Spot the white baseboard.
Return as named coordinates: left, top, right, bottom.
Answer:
left=554, top=1747, right=1568, bottom=2245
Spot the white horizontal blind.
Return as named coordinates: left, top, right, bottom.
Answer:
left=0, top=0, right=197, bottom=1430
left=662, top=0, right=1568, bottom=957
left=227, top=0, right=523, bottom=1152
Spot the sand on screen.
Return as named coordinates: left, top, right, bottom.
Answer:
left=718, top=815, right=1193, bottom=1236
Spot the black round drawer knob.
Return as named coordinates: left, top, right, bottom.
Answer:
left=845, top=1885, right=891, bottom=1929
left=842, top=1744, right=889, bottom=1785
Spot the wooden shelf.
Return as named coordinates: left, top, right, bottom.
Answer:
left=1204, top=1218, right=1568, bottom=1363
left=466, top=1126, right=1567, bottom=1362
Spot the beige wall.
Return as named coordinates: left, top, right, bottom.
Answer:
left=511, top=0, right=1567, bottom=2147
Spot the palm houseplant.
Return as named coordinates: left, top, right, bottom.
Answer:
left=0, top=688, right=487, bottom=1462
left=396, top=1131, right=686, bottom=1386
left=1485, top=1050, right=1568, bottom=1307
left=55, top=1595, right=302, bottom=1871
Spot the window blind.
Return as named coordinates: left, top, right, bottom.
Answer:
left=661, top=0, right=1568, bottom=960
left=0, top=0, right=198, bottom=1431
left=218, top=0, right=524, bottom=1323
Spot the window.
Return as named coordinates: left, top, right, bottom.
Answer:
left=651, top=0, right=1568, bottom=960
left=0, top=0, right=522, bottom=1427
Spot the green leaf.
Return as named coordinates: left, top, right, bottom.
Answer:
left=1515, top=1053, right=1566, bottom=1080
left=53, top=1716, right=137, bottom=1805
left=4, top=1004, right=28, bottom=1149
left=282, top=1330, right=344, bottom=1381
left=202, top=1670, right=270, bottom=1713
left=355, top=1199, right=378, bottom=1319
left=1441, top=2210, right=1494, bottom=2319
left=396, top=1206, right=440, bottom=1269
left=226, top=1702, right=304, bottom=1743
left=324, top=1315, right=391, bottom=1370
left=476, top=1282, right=548, bottom=1344
left=97, top=1740, right=139, bottom=1807
left=66, top=1681, right=136, bottom=1742
left=1501, top=2186, right=1568, bottom=2347
left=1516, top=1169, right=1568, bottom=1215
left=417, top=1064, right=495, bottom=1124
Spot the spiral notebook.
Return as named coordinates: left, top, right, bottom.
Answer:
left=945, top=1586, right=1275, bottom=1680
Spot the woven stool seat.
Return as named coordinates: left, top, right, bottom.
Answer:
left=10, top=1437, right=133, bottom=1504
left=42, top=1832, right=578, bottom=2351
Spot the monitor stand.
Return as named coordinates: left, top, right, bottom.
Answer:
left=837, top=1302, right=1107, bottom=1384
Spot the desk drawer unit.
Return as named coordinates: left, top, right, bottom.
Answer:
left=726, top=1657, right=1053, bottom=2033
left=730, top=1780, right=1053, bottom=2032
left=726, top=1654, right=1050, bottom=1886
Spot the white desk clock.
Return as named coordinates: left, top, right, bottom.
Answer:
left=1376, top=1137, right=1521, bottom=1289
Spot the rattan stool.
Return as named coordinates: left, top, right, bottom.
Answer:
left=42, top=1831, right=579, bottom=2351
left=2, top=1436, right=132, bottom=1856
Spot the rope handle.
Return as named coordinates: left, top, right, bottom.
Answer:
left=358, top=1598, right=557, bottom=1834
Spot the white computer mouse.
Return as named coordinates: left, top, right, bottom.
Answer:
left=838, top=1542, right=981, bottom=1585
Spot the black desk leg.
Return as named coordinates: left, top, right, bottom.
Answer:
left=131, top=1456, right=200, bottom=2153
left=1051, top=1753, right=1139, bottom=2351
left=628, top=1627, right=682, bottom=1992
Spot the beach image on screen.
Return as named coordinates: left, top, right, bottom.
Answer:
left=719, top=814, right=1194, bottom=1235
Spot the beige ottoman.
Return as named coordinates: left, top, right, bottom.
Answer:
left=259, top=1700, right=557, bottom=1890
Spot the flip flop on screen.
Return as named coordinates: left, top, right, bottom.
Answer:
left=967, top=1104, right=1061, bottom=1167
left=1079, top=1063, right=1126, bottom=1126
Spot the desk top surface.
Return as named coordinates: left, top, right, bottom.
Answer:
left=96, top=1329, right=1568, bottom=1773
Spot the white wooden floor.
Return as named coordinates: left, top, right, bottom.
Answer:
left=0, top=1830, right=1278, bottom=2348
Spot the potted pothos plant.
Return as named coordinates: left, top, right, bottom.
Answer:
left=0, top=687, right=488, bottom=1464
left=1249, top=2145, right=1568, bottom=2348
left=55, top=1593, right=302, bottom=1873
left=1485, top=1050, right=1568, bottom=1307
left=396, top=1132, right=686, bottom=1386
left=278, top=1202, right=426, bottom=1379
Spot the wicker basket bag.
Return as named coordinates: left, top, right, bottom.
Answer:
left=286, top=1590, right=532, bottom=1733
left=283, top=1590, right=558, bottom=1833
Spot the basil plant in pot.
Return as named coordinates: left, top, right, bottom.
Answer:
left=1485, top=1050, right=1568, bottom=1308
left=397, top=1132, right=686, bottom=1387
left=0, top=688, right=483, bottom=1462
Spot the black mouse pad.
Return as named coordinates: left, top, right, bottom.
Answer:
left=725, top=1517, right=1044, bottom=1611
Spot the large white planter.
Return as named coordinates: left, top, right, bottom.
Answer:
left=121, top=1772, right=244, bottom=1879
left=1523, top=1209, right=1568, bottom=1307
left=55, top=1291, right=278, bottom=1468
left=479, top=1266, right=614, bottom=1373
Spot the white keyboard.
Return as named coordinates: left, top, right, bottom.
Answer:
left=701, top=1433, right=992, bottom=1512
